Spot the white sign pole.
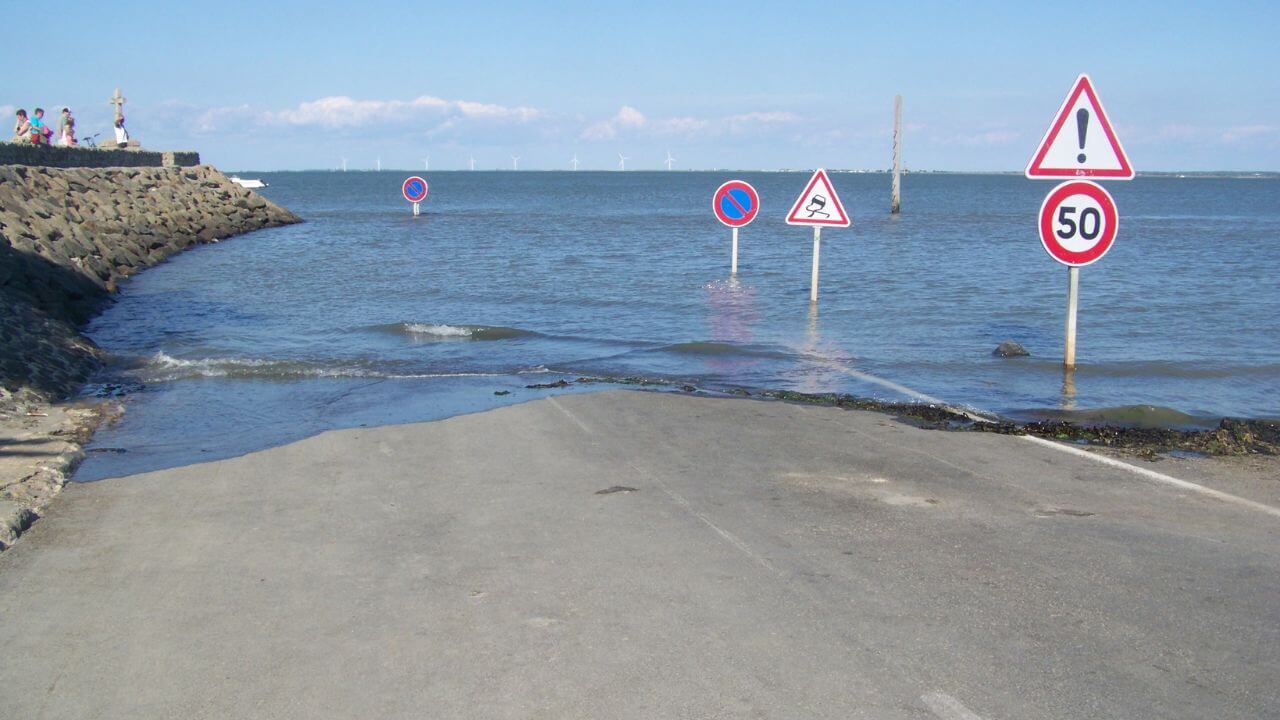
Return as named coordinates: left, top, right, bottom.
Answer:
left=1064, top=266, right=1079, bottom=368
left=731, top=227, right=739, bottom=275
left=412, top=201, right=420, bottom=216
left=809, top=227, right=821, bottom=303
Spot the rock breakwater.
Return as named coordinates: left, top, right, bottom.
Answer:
left=0, top=164, right=299, bottom=404
left=0, top=163, right=300, bottom=547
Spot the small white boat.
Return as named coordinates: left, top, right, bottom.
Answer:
left=229, top=176, right=267, bottom=189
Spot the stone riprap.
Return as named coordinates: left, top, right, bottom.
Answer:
left=0, top=163, right=299, bottom=546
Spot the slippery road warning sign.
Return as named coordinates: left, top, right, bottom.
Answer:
left=785, top=169, right=850, bottom=227
left=1026, top=74, right=1133, bottom=180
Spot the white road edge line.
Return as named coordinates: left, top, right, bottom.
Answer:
left=808, top=357, right=996, bottom=423
left=548, top=395, right=775, bottom=568
left=546, top=396, right=593, bottom=435
left=1019, top=435, right=1280, bottom=519
left=806, top=353, right=1280, bottom=520
left=921, top=692, right=987, bottom=720
left=559, top=356, right=1278, bottom=520
left=633, top=463, right=778, bottom=574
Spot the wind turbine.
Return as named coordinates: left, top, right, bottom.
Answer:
left=376, top=156, right=381, bottom=172
left=664, top=150, right=676, bottom=171
left=618, top=152, right=628, bottom=171
left=469, top=156, right=475, bottom=171
left=571, top=153, right=579, bottom=171
left=423, top=156, right=430, bottom=171
left=340, top=157, right=347, bottom=172
left=511, top=156, right=520, bottom=171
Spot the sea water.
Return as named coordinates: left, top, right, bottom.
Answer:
left=76, top=171, right=1280, bottom=480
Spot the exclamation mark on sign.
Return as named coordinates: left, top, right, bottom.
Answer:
left=1076, top=108, right=1090, bottom=164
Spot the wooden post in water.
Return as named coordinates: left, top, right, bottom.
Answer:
left=1064, top=266, right=1080, bottom=368
left=891, top=94, right=903, bottom=214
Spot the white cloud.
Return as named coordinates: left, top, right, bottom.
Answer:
left=724, top=111, right=800, bottom=137
left=965, top=130, right=1019, bottom=146
left=270, top=95, right=540, bottom=128
left=581, top=105, right=647, bottom=140
left=654, top=116, right=709, bottom=135
left=792, top=128, right=848, bottom=147
left=728, top=111, right=798, bottom=125
left=615, top=106, right=646, bottom=127
left=193, top=104, right=254, bottom=134
left=1120, top=124, right=1205, bottom=145
left=582, top=106, right=798, bottom=141
left=1221, top=124, right=1276, bottom=143
left=931, top=129, right=1020, bottom=147
left=1152, top=124, right=1201, bottom=141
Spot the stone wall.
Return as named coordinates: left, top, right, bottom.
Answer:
left=0, top=164, right=300, bottom=404
left=0, top=143, right=200, bottom=168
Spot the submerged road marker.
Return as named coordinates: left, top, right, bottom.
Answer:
left=786, top=169, right=850, bottom=303
left=1027, top=74, right=1131, bottom=368
left=1037, top=179, right=1119, bottom=367
left=402, top=175, right=429, bottom=216
left=712, top=180, right=760, bottom=275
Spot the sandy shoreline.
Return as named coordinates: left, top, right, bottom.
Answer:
left=2, top=390, right=1277, bottom=718
left=0, top=392, right=126, bottom=547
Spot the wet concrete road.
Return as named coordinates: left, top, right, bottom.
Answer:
left=2, top=391, right=1277, bottom=719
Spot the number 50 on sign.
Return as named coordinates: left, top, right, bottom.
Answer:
left=1037, top=180, right=1118, bottom=267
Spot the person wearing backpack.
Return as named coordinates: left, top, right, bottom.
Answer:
left=28, top=108, right=54, bottom=145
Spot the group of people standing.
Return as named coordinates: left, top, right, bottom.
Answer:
left=10, top=107, right=129, bottom=147
left=12, top=107, right=75, bottom=145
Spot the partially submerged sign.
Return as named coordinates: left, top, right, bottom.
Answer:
left=713, top=180, right=760, bottom=275
left=785, top=169, right=850, bottom=227
left=786, top=169, right=850, bottom=303
left=1026, top=75, right=1134, bottom=369
left=1026, top=74, right=1133, bottom=180
left=402, top=176, right=429, bottom=202
left=402, top=176, right=428, bottom=217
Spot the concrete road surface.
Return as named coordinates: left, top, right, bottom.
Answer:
left=2, top=391, right=1277, bottom=719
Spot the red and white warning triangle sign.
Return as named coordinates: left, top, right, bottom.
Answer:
left=786, top=168, right=851, bottom=227
left=1026, top=74, right=1134, bottom=180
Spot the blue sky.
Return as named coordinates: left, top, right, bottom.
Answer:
left=6, top=1, right=1278, bottom=171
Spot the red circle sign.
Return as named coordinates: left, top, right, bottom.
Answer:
left=713, top=180, right=760, bottom=228
left=1038, top=180, right=1118, bottom=267
left=402, top=176, right=429, bottom=203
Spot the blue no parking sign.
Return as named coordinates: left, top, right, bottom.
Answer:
left=712, top=180, right=759, bottom=275
left=402, top=176, right=429, bottom=203
left=713, top=181, right=759, bottom=228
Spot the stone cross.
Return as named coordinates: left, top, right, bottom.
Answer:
left=109, top=88, right=127, bottom=123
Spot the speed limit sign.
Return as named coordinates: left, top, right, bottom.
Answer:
left=1038, top=180, right=1118, bottom=266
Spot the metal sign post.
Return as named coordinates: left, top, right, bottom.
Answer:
left=713, top=180, right=760, bottom=276
left=785, top=169, right=850, bottom=304
left=1027, top=75, right=1133, bottom=370
left=1037, top=179, right=1119, bottom=369
left=402, top=176, right=429, bottom=216
left=1064, top=266, right=1080, bottom=367
left=809, top=227, right=822, bottom=302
